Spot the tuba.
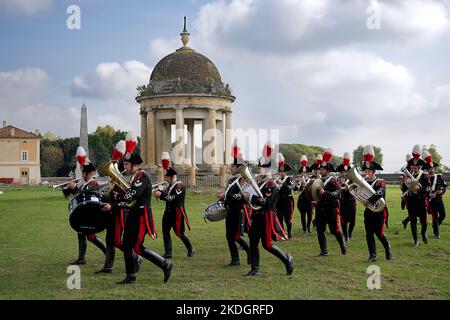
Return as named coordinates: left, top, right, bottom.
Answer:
left=346, top=167, right=385, bottom=213
left=402, top=168, right=422, bottom=194
left=102, top=161, right=136, bottom=207
left=236, top=163, right=264, bottom=211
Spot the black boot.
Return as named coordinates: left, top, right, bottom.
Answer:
left=287, top=223, right=292, bottom=239
left=90, top=236, right=107, bottom=255
left=236, top=237, right=250, bottom=265
left=116, top=275, right=136, bottom=284
left=141, top=248, right=173, bottom=283
left=411, top=222, right=419, bottom=246
left=70, top=236, right=87, bottom=265
left=163, top=231, right=172, bottom=259
left=366, top=234, right=377, bottom=262
left=180, top=235, right=194, bottom=257
left=96, top=244, right=115, bottom=273
left=163, top=260, right=173, bottom=283
left=380, top=236, right=392, bottom=260
left=317, top=232, right=328, bottom=256
left=422, top=233, right=428, bottom=244
left=336, top=233, right=347, bottom=255
left=247, top=241, right=260, bottom=275
left=135, top=255, right=143, bottom=273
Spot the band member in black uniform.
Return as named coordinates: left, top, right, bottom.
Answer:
left=103, top=132, right=172, bottom=284
left=400, top=154, right=413, bottom=229
left=422, top=150, right=447, bottom=239
left=244, top=144, right=294, bottom=276
left=216, top=145, right=251, bottom=266
left=275, top=153, right=295, bottom=239
left=336, top=152, right=356, bottom=243
left=97, top=141, right=143, bottom=274
left=309, top=154, right=322, bottom=229
left=361, top=145, right=392, bottom=262
left=315, top=149, right=347, bottom=257
left=295, top=155, right=313, bottom=234
left=405, top=145, right=430, bottom=246
left=62, top=147, right=106, bottom=265
left=154, top=152, right=194, bottom=259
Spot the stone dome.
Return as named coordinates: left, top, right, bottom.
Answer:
left=150, top=47, right=222, bottom=84
left=137, top=19, right=233, bottom=99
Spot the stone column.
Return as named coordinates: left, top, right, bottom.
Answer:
left=140, top=110, right=147, bottom=164
left=225, top=111, right=233, bottom=165
left=207, top=108, right=217, bottom=166
left=146, top=110, right=156, bottom=167
left=174, top=107, right=185, bottom=167
left=187, top=121, right=195, bottom=167
left=155, top=118, right=163, bottom=166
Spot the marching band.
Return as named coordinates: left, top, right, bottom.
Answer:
left=60, top=136, right=447, bottom=283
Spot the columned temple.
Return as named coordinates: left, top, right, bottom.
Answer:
left=136, top=18, right=235, bottom=174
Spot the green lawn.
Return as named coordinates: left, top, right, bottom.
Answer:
left=0, top=186, right=449, bottom=300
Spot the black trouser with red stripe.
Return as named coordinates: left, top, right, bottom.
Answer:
left=428, top=197, right=446, bottom=236
left=162, top=208, right=193, bottom=257
left=297, top=195, right=312, bottom=232
left=76, top=232, right=106, bottom=262
left=407, top=198, right=428, bottom=243
left=226, top=207, right=250, bottom=264
left=277, top=197, right=294, bottom=238
left=249, top=213, right=290, bottom=271
left=315, top=207, right=346, bottom=254
left=103, top=208, right=127, bottom=270
left=364, top=209, right=390, bottom=258
left=122, top=211, right=167, bottom=277
left=340, top=201, right=356, bottom=240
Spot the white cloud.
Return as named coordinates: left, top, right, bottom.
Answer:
left=193, top=0, right=450, bottom=55
left=0, top=67, right=79, bottom=135
left=71, top=60, right=152, bottom=100
left=0, top=0, right=54, bottom=15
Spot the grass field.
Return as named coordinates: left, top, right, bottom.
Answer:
left=0, top=185, right=449, bottom=300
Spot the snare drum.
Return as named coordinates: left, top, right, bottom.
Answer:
left=69, top=190, right=110, bottom=233
left=204, top=200, right=227, bottom=222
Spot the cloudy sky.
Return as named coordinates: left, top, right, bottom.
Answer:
left=1, top=0, right=450, bottom=172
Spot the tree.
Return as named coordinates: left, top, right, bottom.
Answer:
left=279, top=144, right=342, bottom=172
left=88, top=126, right=127, bottom=173
left=352, top=145, right=383, bottom=168
left=40, top=145, right=64, bottom=177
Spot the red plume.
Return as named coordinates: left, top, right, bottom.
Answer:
left=76, top=147, right=87, bottom=166
left=262, top=143, right=273, bottom=158
left=161, top=152, right=171, bottom=170
left=322, top=148, right=333, bottom=164
left=112, top=140, right=126, bottom=161
left=125, top=131, right=138, bottom=154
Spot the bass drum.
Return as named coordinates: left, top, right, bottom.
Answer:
left=304, top=178, right=324, bottom=202
left=204, top=200, right=227, bottom=222
left=69, top=190, right=110, bottom=233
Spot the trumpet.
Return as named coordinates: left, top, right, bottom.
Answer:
left=152, top=181, right=169, bottom=193
left=52, top=179, right=81, bottom=189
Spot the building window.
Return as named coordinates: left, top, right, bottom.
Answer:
left=22, top=140, right=27, bottom=144
left=21, top=171, right=28, bottom=176
left=22, top=151, right=28, bottom=161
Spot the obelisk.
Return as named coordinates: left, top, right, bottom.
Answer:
left=75, top=103, right=89, bottom=179
left=80, top=103, right=89, bottom=156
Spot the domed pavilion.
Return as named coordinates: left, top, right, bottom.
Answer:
left=136, top=18, right=235, bottom=174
